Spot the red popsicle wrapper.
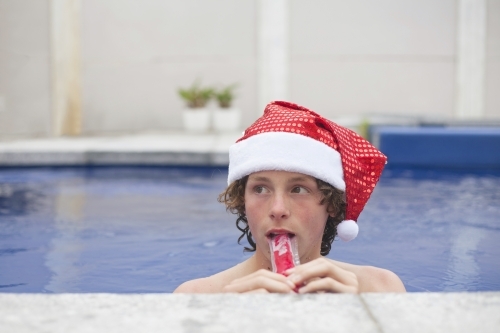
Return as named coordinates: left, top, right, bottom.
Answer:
left=268, top=234, right=300, bottom=275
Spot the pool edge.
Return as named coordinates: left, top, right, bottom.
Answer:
left=0, top=292, right=498, bottom=332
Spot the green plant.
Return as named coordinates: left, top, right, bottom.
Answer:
left=214, top=83, right=238, bottom=108
left=178, top=81, right=213, bottom=108
left=358, top=118, right=370, bottom=141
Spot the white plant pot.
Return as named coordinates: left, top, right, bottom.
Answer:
left=182, top=108, right=211, bottom=132
left=213, top=107, right=241, bottom=132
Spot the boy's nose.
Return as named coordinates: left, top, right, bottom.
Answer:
left=269, top=192, right=290, bottom=220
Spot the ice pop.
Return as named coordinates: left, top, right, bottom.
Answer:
left=269, top=234, right=300, bottom=275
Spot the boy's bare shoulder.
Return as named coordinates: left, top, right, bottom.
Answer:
left=356, top=265, right=406, bottom=292
left=174, top=276, right=222, bottom=293
left=330, top=259, right=406, bottom=292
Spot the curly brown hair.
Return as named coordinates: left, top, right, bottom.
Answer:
left=217, top=176, right=346, bottom=256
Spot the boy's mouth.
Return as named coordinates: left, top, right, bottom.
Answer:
left=266, top=231, right=295, bottom=239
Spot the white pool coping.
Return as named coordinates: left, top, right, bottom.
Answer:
left=0, top=132, right=241, bottom=166
left=1, top=293, right=499, bottom=332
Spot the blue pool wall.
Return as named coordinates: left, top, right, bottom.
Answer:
left=371, top=126, right=500, bottom=169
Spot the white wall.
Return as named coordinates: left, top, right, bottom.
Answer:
left=486, top=0, right=500, bottom=119
left=0, top=0, right=52, bottom=137
left=0, top=0, right=499, bottom=138
left=290, top=0, right=457, bottom=120
left=81, top=0, right=257, bottom=134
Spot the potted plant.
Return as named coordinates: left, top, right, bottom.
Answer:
left=212, top=83, right=241, bottom=132
left=178, top=81, right=213, bottom=132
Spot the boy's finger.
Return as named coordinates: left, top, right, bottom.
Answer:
left=225, top=275, right=295, bottom=293
left=287, top=259, right=357, bottom=287
left=298, top=277, right=357, bottom=294
left=243, top=288, right=269, bottom=294
left=232, top=269, right=291, bottom=285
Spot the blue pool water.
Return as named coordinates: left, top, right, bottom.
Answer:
left=0, top=166, right=499, bottom=293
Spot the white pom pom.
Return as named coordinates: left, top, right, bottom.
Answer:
left=337, top=220, right=359, bottom=242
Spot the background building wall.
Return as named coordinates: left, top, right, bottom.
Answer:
left=0, top=0, right=52, bottom=137
left=290, top=0, right=457, bottom=120
left=0, top=0, right=498, bottom=138
left=486, top=0, right=500, bottom=119
left=81, top=0, right=257, bottom=134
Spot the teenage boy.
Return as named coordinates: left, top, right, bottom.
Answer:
left=175, top=101, right=405, bottom=293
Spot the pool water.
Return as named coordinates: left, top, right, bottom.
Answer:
left=1, top=166, right=499, bottom=293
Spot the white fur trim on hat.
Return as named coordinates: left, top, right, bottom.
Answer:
left=337, top=220, right=359, bottom=241
left=228, top=132, right=345, bottom=191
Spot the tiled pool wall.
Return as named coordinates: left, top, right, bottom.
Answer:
left=372, top=126, right=500, bottom=169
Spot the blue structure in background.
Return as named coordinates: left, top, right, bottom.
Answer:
left=373, top=126, right=500, bottom=169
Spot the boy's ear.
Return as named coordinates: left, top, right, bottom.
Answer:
left=327, top=207, right=337, bottom=218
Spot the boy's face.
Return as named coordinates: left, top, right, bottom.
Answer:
left=244, top=170, right=331, bottom=263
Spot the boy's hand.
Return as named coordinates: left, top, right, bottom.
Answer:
left=222, top=269, right=297, bottom=294
left=285, top=258, right=359, bottom=293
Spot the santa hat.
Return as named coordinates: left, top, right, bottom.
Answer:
left=228, top=101, right=387, bottom=241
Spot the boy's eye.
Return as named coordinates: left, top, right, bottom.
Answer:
left=291, top=186, right=308, bottom=194
left=254, top=186, right=268, bottom=194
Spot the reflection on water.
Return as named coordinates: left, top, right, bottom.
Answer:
left=442, top=226, right=485, bottom=291
left=44, top=179, right=86, bottom=292
left=0, top=174, right=53, bottom=292
left=0, top=183, right=41, bottom=216
left=0, top=166, right=499, bottom=293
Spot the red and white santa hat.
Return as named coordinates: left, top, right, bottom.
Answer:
left=228, top=101, right=387, bottom=241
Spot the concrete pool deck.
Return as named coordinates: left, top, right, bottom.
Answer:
left=1, top=131, right=499, bottom=332
left=0, top=131, right=241, bottom=167
left=2, top=126, right=500, bottom=168
left=1, top=293, right=499, bottom=332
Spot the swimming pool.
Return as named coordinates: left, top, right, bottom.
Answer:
left=1, top=166, right=499, bottom=293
